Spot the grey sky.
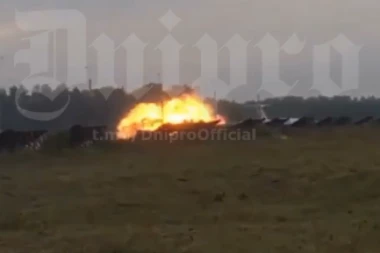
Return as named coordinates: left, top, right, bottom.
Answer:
left=0, top=0, right=379, bottom=101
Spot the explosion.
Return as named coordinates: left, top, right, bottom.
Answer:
left=117, top=93, right=226, bottom=139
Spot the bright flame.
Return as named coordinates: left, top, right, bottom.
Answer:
left=117, top=94, right=226, bottom=139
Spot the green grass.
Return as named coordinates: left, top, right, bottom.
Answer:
left=1, top=126, right=380, bottom=252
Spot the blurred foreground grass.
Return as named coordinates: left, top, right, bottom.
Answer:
left=1, top=127, right=380, bottom=252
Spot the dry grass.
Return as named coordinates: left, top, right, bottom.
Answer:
left=1, top=126, right=380, bottom=252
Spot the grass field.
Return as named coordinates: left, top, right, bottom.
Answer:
left=1, top=127, right=380, bottom=252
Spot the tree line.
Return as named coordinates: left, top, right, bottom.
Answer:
left=1, top=84, right=380, bottom=131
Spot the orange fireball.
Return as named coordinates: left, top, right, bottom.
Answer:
left=117, top=93, right=225, bottom=139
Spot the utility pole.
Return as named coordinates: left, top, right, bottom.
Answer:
left=85, top=65, right=92, bottom=91
left=88, top=78, right=92, bottom=91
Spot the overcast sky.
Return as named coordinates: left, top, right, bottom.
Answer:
left=0, top=0, right=379, bottom=101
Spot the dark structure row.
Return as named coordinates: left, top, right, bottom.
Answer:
left=230, top=116, right=377, bottom=128
left=0, top=125, right=109, bottom=153
left=0, top=116, right=379, bottom=153
left=0, top=129, right=48, bottom=153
